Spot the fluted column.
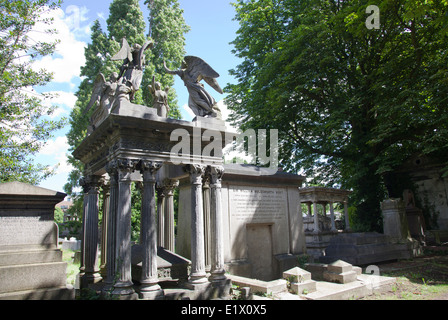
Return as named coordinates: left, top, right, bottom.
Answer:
left=163, top=179, right=179, bottom=252
left=156, top=186, right=165, bottom=248
left=202, top=176, right=212, bottom=272
left=208, top=166, right=226, bottom=283
left=313, top=202, right=320, bottom=233
left=185, top=164, right=208, bottom=289
left=104, top=161, right=119, bottom=290
left=329, top=201, right=337, bottom=232
left=78, top=178, right=89, bottom=280
left=80, top=175, right=103, bottom=287
left=139, top=161, right=164, bottom=299
left=100, top=182, right=110, bottom=279
left=112, top=158, right=138, bottom=298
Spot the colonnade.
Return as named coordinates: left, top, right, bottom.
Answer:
left=78, top=160, right=226, bottom=299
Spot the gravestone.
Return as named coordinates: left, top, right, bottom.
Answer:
left=0, top=182, right=74, bottom=300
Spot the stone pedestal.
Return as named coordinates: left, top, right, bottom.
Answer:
left=283, top=267, right=316, bottom=294
left=381, top=198, right=411, bottom=241
left=0, top=182, right=74, bottom=300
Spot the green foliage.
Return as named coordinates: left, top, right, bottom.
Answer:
left=141, top=0, right=190, bottom=119
left=54, top=206, right=64, bottom=224
left=226, top=0, right=448, bottom=232
left=0, top=0, right=66, bottom=184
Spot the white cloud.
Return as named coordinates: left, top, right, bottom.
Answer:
left=39, top=136, right=73, bottom=174
left=31, top=7, right=88, bottom=84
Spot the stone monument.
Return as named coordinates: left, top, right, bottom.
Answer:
left=0, top=182, right=74, bottom=300
left=74, top=39, right=232, bottom=299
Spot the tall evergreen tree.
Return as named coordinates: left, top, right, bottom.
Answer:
left=142, top=0, right=190, bottom=119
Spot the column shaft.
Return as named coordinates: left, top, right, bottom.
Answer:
left=113, top=159, right=137, bottom=297
left=186, top=164, right=208, bottom=286
left=209, top=166, right=226, bottom=283
left=139, top=161, right=163, bottom=299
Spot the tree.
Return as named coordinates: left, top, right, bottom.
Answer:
left=225, top=0, right=448, bottom=231
left=64, top=19, right=112, bottom=196
left=142, top=0, right=190, bottom=119
left=0, top=0, right=65, bottom=184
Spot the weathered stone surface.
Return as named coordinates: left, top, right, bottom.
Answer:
left=0, top=182, right=73, bottom=300
left=283, top=267, right=312, bottom=283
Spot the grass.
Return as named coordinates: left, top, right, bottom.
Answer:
left=361, top=249, right=448, bottom=300
left=62, top=249, right=80, bottom=287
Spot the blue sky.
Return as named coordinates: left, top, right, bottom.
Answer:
left=35, top=0, right=242, bottom=194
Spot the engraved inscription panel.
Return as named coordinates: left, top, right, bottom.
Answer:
left=229, top=186, right=287, bottom=222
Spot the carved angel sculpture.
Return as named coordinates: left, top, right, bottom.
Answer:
left=111, top=38, right=153, bottom=101
left=84, top=72, right=119, bottom=115
left=164, top=56, right=223, bottom=119
left=148, top=75, right=170, bottom=118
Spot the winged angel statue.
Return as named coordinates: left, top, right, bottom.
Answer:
left=164, top=56, right=223, bottom=119
left=84, top=38, right=153, bottom=127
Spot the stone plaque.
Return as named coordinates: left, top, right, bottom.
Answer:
left=229, top=186, right=287, bottom=222
left=0, top=216, right=56, bottom=248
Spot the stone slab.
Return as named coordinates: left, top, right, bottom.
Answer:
left=0, top=286, right=74, bottom=300
left=0, top=262, right=67, bottom=294
left=0, top=249, right=62, bottom=266
left=227, top=274, right=287, bottom=295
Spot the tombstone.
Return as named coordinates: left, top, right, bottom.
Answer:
left=381, top=198, right=412, bottom=241
left=0, top=182, right=74, bottom=300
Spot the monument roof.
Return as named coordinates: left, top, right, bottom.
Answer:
left=0, top=181, right=66, bottom=198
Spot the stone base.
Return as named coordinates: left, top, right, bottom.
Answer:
left=291, top=280, right=317, bottom=294
left=0, top=286, right=74, bottom=300
left=323, top=260, right=358, bottom=284
left=184, top=279, right=210, bottom=292
left=139, top=288, right=164, bottom=300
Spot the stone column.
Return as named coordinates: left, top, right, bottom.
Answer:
left=163, top=179, right=179, bottom=252
left=185, top=164, right=208, bottom=289
left=329, top=201, right=337, bottom=232
left=104, top=161, right=118, bottom=291
left=202, top=177, right=212, bottom=272
left=208, top=166, right=227, bottom=284
left=313, top=202, right=320, bottom=233
left=156, top=186, right=165, bottom=248
left=139, top=161, right=164, bottom=300
left=100, top=183, right=110, bottom=279
left=307, top=203, right=312, bottom=217
left=343, top=201, right=351, bottom=232
left=80, top=175, right=103, bottom=287
left=112, top=158, right=138, bottom=299
left=78, top=178, right=89, bottom=280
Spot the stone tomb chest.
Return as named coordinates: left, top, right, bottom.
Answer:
left=0, top=182, right=74, bottom=300
left=177, top=164, right=307, bottom=281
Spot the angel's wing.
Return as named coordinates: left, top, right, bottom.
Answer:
left=184, top=56, right=223, bottom=94
left=111, top=38, right=132, bottom=62
left=136, top=40, right=154, bottom=69
left=84, top=73, right=106, bottom=114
